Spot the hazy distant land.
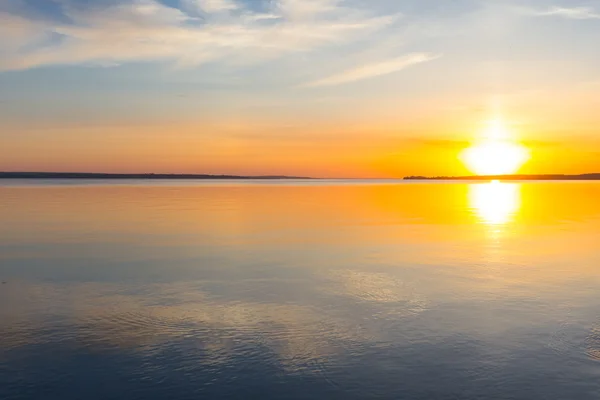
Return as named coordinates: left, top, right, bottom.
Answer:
left=404, top=174, right=600, bottom=180
left=0, top=172, right=311, bottom=180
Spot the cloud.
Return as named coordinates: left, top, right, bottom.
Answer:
left=303, top=53, right=441, bottom=87
left=277, top=0, right=340, bottom=20
left=535, top=6, right=600, bottom=19
left=188, top=0, right=239, bottom=13
left=0, top=0, right=399, bottom=71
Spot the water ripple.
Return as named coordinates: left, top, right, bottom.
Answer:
left=585, top=327, right=600, bottom=361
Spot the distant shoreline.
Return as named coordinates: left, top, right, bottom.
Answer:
left=0, top=172, right=312, bottom=180
left=2, top=172, right=600, bottom=181
left=403, top=174, right=600, bottom=180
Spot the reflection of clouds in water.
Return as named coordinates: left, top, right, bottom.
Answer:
left=324, top=270, right=428, bottom=317
left=0, top=281, right=372, bottom=374
left=0, top=282, right=201, bottom=355
left=0, top=269, right=432, bottom=379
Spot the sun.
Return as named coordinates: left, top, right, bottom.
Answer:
left=461, top=119, right=530, bottom=175
left=461, top=141, right=529, bottom=175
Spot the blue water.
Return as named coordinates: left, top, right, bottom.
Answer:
left=1, top=180, right=599, bottom=399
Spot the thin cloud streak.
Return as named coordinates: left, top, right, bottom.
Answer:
left=188, top=0, right=239, bottom=13
left=536, top=6, right=600, bottom=19
left=303, top=53, right=441, bottom=87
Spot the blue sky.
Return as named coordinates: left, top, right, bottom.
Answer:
left=1, top=0, right=599, bottom=176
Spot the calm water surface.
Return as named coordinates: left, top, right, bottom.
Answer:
left=1, top=180, right=599, bottom=399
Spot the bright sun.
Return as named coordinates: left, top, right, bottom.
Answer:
left=461, top=119, right=530, bottom=175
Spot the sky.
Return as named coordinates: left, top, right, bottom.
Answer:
left=1, top=0, right=599, bottom=177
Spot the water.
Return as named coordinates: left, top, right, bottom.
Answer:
left=1, top=180, right=599, bottom=399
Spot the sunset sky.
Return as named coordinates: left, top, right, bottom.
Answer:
left=1, top=0, right=599, bottom=177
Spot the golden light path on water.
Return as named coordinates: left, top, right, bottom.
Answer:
left=469, top=181, right=521, bottom=225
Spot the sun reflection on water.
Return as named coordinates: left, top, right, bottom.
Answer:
left=469, top=181, right=521, bottom=225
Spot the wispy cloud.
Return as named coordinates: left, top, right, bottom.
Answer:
left=303, top=53, right=441, bottom=87
left=277, top=0, right=340, bottom=20
left=188, top=0, right=239, bottom=13
left=0, top=0, right=399, bottom=71
left=535, top=6, right=600, bottom=19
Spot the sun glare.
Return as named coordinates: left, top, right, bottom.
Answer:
left=461, top=119, right=530, bottom=175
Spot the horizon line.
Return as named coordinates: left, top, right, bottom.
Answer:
left=2, top=171, right=600, bottom=181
